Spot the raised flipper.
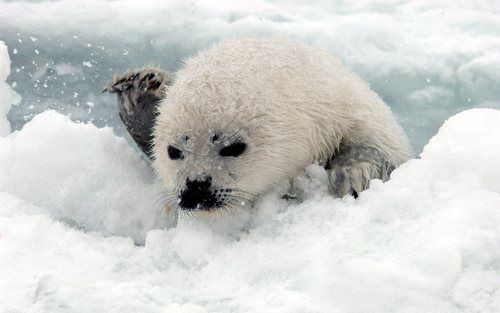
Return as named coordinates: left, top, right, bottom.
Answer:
left=327, top=143, right=396, bottom=198
left=103, top=67, right=172, bottom=158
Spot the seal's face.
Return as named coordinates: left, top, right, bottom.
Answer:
left=154, top=106, right=275, bottom=213
left=162, top=130, right=250, bottom=212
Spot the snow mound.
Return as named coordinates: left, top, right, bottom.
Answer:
left=0, top=111, right=173, bottom=243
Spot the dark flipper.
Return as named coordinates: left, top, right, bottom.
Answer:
left=327, top=143, right=396, bottom=198
left=103, top=67, right=172, bottom=158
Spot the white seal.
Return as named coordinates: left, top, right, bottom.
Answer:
left=147, top=38, right=412, bottom=212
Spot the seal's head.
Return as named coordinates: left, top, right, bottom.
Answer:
left=152, top=85, right=291, bottom=213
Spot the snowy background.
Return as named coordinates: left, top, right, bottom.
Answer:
left=1, top=1, right=500, bottom=312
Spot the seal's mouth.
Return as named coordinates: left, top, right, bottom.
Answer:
left=178, top=193, right=222, bottom=211
left=173, top=177, right=255, bottom=213
left=178, top=178, right=226, bottom=211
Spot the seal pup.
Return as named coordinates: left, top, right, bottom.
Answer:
left=104, top=38, right=412, bottom=213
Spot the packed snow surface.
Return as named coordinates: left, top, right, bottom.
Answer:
left=1, top=40, right=500, bottom=313
left=1, top=0, right=500, bottom=152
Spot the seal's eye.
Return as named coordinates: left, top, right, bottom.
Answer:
left=220, top=142, right=247, bottom=157
left=167, top=145, right=184, bottom=160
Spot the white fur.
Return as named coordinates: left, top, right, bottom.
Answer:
left=153, top=38, right=412, bottom=207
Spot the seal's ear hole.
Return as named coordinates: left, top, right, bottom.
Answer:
left=220, top=142, right=247, bottom=157
left=167, top=145, right=184, bottom=160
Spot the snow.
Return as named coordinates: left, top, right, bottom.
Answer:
left=0, top=111, right=173, bottom=244
left=1, top=39, right=500, bottom=312
left=1, top=0, right=500, bottom=152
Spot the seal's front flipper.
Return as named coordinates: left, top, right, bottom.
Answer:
left=327, top=144, right=395, bottom=198
left=103, top=67, right=172, bottom=158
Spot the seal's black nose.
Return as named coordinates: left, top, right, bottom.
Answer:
left=178, top=176, right=220, bottom=210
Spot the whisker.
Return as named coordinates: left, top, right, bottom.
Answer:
left=156, top=188, right=181, bottom=216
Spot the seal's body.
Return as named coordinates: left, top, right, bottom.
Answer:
left=105, top=38, right=412, bottom=213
